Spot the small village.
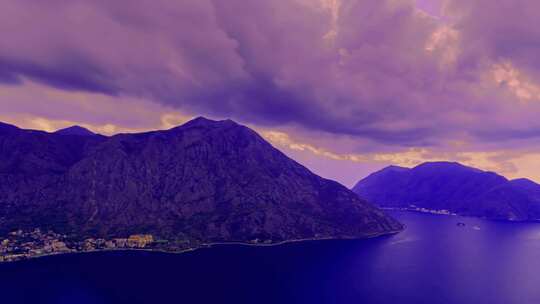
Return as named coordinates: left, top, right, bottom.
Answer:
left=0, top=228, right=159, bottom=262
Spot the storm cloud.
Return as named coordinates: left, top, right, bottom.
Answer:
left=2, top=0, right=540, bottom=184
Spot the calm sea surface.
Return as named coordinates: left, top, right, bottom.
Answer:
left=2, top=211, right=540, bottom=304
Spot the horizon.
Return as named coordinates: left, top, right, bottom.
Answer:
left=2, top=0, right=540, bottom=186
left=3, top=116, right=538, bottom=187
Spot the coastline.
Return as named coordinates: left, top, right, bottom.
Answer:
left=384, top=207, right=540, bottom=223
left=0, top=229, right=403, bottom=264
left=381, top=207, right=458, bottom=216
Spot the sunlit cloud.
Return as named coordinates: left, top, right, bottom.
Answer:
left=320, top=0, right=341, bottom=43
left=261, top=130, right=369, bottom=162
left=491, top=62, right=540, bottom=102
left=262, top=128, right=540, bottom=183
left=0, top=78, right=192, bottom=134
left=425, top=25, right=460, bottom=66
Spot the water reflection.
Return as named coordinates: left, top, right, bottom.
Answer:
left=1, top=211, right=540, bottom=304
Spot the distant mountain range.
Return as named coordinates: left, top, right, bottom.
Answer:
left=0, top=118, right=401, bottom=253
left=353, top=162, right=540, bottom=221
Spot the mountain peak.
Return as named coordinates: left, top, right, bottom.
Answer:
left=188, top=116, right=216, bottom=124
left=413, top=161, right=482, bottom=173
left=54, top=125, right=96, bottom=136
left=381, top=165, right=410, bottom=172
left=177, top=116, right=238, bottom=130
left=353, top=161, right=539, bottom=221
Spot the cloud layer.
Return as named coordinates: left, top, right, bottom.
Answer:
left=2, top=0, right=540, bottom=184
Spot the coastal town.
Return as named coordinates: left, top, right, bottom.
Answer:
left=0, top=225, right=317, bottom=263
left=0, top=228, right=168, bottom=262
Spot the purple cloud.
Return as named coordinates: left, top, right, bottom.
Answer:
left=446, top=0, right=540, bottom=74
left=1, top=0, right=540, bottom=150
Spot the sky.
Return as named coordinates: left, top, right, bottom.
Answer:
left=2, top=0, right=540, bottom=187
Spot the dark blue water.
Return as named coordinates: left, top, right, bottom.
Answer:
left=2, top=211, right=540, bottom=304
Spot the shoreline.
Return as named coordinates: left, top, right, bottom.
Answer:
left=381, top=207, right=458, bottom=216
left=0, top=229, right=402, bottom=264
left=385, top=208, right=540, bottom=223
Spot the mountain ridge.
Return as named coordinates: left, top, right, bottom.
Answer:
left=0, top=117, right=402, bottom=261
left=352, top=162, right=540, bottom=221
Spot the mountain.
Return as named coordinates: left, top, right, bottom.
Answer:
left=510, top=178, right=540, bottom=197
left=0, top=122, right=19, bottom=135
left=0, top=117, right=401, bottom=259
left=54, top=125, right=96, bottom=136
left=352, top=161, right=540, bottom=221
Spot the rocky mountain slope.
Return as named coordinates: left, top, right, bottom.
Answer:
left=352, top=162, right=540, bottom=221
left=0, top=117, right=402, bottom=248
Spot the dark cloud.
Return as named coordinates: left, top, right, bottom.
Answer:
left=0, top=55, right=117, bottom=94
left=0, top=70, right=22, bottom=85
left=1, top=0, right=540, bottom=148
